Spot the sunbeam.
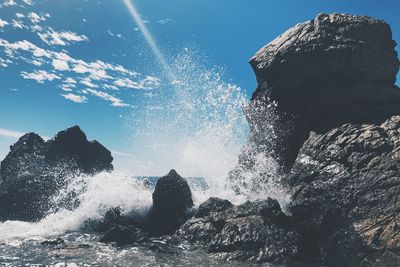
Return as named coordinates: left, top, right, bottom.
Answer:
left=122, top=0, right=175, bottom=82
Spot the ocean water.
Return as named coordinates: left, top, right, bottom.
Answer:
left=0, top=50, right=289, bottom=266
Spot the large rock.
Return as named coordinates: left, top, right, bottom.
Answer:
left=178, top=197, right=300, bottom=265
left=283, top=115, right=400, bottom=266
left=227, top=13, right=400, bottom=266
left=147, top=169, right=194, bottom=235
left=242, top=13, right=400, bottom=173
left=0, top=126, right=113, bottom=221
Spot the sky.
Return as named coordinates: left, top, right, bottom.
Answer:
left=0, top=0, right=399, bottom=174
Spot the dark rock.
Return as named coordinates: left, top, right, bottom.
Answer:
left=45, top=126, right=113, bottom=174
left=226, top=12, right=400, bottom=266
left=195, top=197, right=233, bottom=218
left=41, top=237, right=66, bottom=248
left=232, top=13, right=400, bottom=179
left=178, top=198, right=299, bottom=265
left=100, top=224, right=150, bottom=245
left=147, top=169, right=194, bottom=235
left=284, top=115, right=400, bottom=265
left=0, top=126, right=113, bottom=221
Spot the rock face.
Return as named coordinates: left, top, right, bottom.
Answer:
left=284, top=116, right=400, bottom=266
left=228, top=13, right=400, bottom=266
left=0, top=126, right=113, bottom=221
left=147, top=169, right=194, bottom=235
left=178, top=197, right=299, bottom=265
left=245, top=13, right=400, bottom=171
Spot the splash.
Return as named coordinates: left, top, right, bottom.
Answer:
left=125, top=49, right=252, bottom=203
left=0, top=172, right=152, bottom=241
left=0, top=50, right=289, bottom=241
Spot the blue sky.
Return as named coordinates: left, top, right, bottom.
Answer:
left=0, top=0, right=399, bottom=173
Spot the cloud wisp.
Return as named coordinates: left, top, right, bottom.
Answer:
left=0, top=2, right=161, bottom=107
left=0, top=128, right=49, bottom=140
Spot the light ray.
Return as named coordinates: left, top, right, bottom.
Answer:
left=122, top=0, right=175, bottom=82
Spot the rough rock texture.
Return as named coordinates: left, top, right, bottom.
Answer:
left=227, top=13, right=400, bottom=266
left=46, top=126, right=113, bottom=174
left=245, top=13, right=400, bottom=171
left=100, top=224, right=150, bottom=245
left=284, top=115, right=400, bottom=266
left=147, top=169, right=194, bottom=235
left=178, top=197, right=300, bottom=265
left=0, top=126, right=113, bottom=221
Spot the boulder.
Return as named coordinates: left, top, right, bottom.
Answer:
left=178, top=198, right=299, bottom=265
left=237, top=13, right=400, bottom=175
left=147, top=169, right=194, bottom=235
left=284, top=115, right=400, bottom=265
left=0, top=126, right=113, bottom=221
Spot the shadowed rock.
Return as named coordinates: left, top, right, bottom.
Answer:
left=284, top=115, right=400, bottom=266
left=0, top=126, right=113, bottom=221
left=235, top=13, right=400, bottom=176
left=227, top=13, right=400, bottom=266
left=147, top=169, right=194, bottom=235
left=178, top=198, right=299, bottom=265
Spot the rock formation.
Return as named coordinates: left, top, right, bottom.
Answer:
left=227, top=13, right=400, bottom=266
left=0, top=126, right=113, bottom=221
left=234, top=13, right=400, bottom=177
left=178, top=197, right=299, bottom=264
left=96, top=169, right=194, bottom=244
left=147, top=169, right=194, bottom=235
left=284, top=116, right=400, bottom=266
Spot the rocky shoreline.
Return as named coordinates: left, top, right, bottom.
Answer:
left=1, top=12, right=399, bottom=266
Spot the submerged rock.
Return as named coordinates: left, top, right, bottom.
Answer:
left=178, top=198, right=299, bottom=265
left=147, top=169, right=194, bottom=235
left=100, top=224, right=150, bottom=245
left=0, top=126, right=113, bottom=221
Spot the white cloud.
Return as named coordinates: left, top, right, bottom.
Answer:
left=114, top=77, right=142, bottom=89
left=0, top=19, right=9, bottom=28
left=65, top=77, right=77, bottom=84
left=0, top=128, right=24, bottom=138
left=157, top=18, right=172, bottom=25
left=15, top=13, right=25, bottom=18
left=11, top=19, right=27, bottom=29
left=52, top=58, right=69, bottom=71
left=38, top=29, right=88, bottom=46
left=28, top=12, right=46, bottom=24
left=20, top=70, right=60, bottom=83
left=111, top=150, right=133, bottom=157
left=83, top=88, right=129, bottom=107
left=0, top=128, right=49, bottom=140
left=80, top=78, right=97, bottom=88
left=2, top=0, right=17, bottom=7
left=22, top=0, right=34, bottom=5
left=0, top=35, right=160, bottom=107
left=61, top=93, right=87, bottom=103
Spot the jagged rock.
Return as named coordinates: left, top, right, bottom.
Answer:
left=100, top=224, right=150, bottom=245
left=234, top=13, right=400, bottom=176
left=284, top=115, right=400, bottom=266
left=147, top=169, right=194, bottom=235
left=0, top=126, right=113, bottom=221
left=195, top=197, right=234, bottom=218
left=46, top=126, right=113, bottom=174
left=178, top=198, right=299, bottom=265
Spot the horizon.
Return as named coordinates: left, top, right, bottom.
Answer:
left=1, top=0, right=399, bottom=175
